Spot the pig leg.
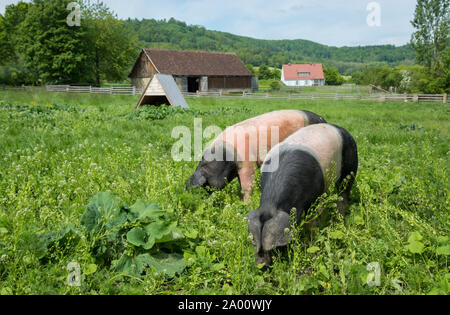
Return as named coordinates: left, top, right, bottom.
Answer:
left=238, top=162, right=255, bottom=203
left=337, top=191, right=350, bottom=217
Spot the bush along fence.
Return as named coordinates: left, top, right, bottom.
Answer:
left=45, top=85, right=143, bottom=95
left=183, top=91, right=449, bottom=103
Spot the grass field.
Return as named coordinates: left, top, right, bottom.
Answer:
left=0, top=90, right=448, bottom=295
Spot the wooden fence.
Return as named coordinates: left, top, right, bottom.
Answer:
left=183, top=91, right=449, bottom=103
left=46, top=85, right=142, bottom=95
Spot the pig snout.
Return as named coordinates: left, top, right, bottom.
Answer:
left=186, top=172, right=207, bottom=190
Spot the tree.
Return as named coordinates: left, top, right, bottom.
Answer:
left=258, top=65, right=272, bottom=80
left=324, top=67, right=344, bottom=85
left=0, top=2, right=30, bottom=65
left=411, top=0, right=450, bottom=70
left=246, top=64, right=256, bottom=76
left=0, top=15, right=11, bottom=65
left=82, top=1, right=138, bottom=86
left=17, top=0, right=91, bottom=84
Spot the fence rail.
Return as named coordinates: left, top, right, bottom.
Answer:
left=1, top=85, right=447, bottom=103
left=46, top=85, right=142, bottom=95
left=183, top=91, right=449, bottom=103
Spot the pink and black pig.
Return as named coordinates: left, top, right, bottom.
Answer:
left=186, top=110, right=327, bottom=202
left=248, top=123, right=358, bottom=266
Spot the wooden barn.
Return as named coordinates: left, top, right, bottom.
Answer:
left=129, top=49, right=254, bottom=93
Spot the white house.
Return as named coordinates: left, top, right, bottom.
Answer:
left=281, top=64, right=325, bottom=87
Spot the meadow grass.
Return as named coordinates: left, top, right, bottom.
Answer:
left=0, top=90, right=448, bottom=295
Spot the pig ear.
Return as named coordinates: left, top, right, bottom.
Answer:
left=262, top=211, right=292, bottom=252
left=248, top=210, right=262, bottom=253
left=197, top=174, right=207, bottom=186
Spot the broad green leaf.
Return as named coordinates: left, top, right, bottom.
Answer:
left=145, top=221, right=184, bottom=244
left=0, top=227, right=8, bottom=235
left=406, top=240, right=425, bottom=254
left=318, top=264, right=330, bottom=280
left=330, top=230, right=345, bottom=240
left=436, top=245, right=450, bottom=256
left=114, top=254, right=150, bottom=277
left=81, top=192, right=126, bottom=234
left=437, top=236, right=449, bottom=245
left=408, top=232, right=423, bottom=242
left=129, top=199, right=165, bottom=221
left=144, top=253, right=186, bottom=278
left=307, top=246, right=320, bottom=254
left=184, top=229, right=198, bottom=239
left=127, top=227, right=155, bottom=250
left=354, top=215, right=364, bottom=226
left=195, top=246, right=207, bottom=257
left=84, top=264, right=97, bottom=275
left=406, top=232, right=425, bottom=254
left=32, top=226, right=81, bottom=262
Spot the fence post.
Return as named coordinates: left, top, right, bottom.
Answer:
left=90, top=86, right=92, bottom=94
left=110, top=87, right=113, bottom=94
left=413, top=94, right=418, bottom=102
left=444, top=93, right=447, bottom=104
left=133, top=86, right=136, bottom=95
left=196, top=90, right=200, bottom=98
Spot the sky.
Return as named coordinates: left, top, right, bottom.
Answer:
left=0, top=0, right=418, bottom=47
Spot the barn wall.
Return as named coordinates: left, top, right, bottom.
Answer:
left=130, top=52, right=158, bottom=89
left=132, top=78, right=151, bottom=91
left=208, top=76, right=252, bottom=90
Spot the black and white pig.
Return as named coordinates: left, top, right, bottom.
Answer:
left=248, top=123, right=358, bottom=266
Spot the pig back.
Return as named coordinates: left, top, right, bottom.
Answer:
left=282, top=124, right=343, bottom=186
left=213, top=110, right=309, bottom=165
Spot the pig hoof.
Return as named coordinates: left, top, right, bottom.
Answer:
left=255, top=253, right=272, bottom=268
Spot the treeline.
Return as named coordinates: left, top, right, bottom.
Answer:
left=351, top=62, right=450, bottom=93
left=0, top=0, right=137, bottom=86
left=126, top=18, right=415, bottom=75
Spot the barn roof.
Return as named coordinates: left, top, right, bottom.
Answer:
left=282, top=64, right=325, bottom=80
left=132, top=49, right=252, bottom=77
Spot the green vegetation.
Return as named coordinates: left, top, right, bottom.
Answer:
left=126, top=18, right=415, bottom=75
left=411, top=0, right=449, bottom=70
left=353, top=0, right=450, bottom=94
left=0, top=90, right=448, bottom=295
left=0, top=0, right=137, bottom=86
left=324, top=67, right=345, bottom=86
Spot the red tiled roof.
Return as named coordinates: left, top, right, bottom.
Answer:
left=282, top=64, right=325, bottom=80
left=143, top=49, right=252, bottom=76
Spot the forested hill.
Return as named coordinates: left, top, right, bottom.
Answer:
left=125, top=18, right=416, bottom=75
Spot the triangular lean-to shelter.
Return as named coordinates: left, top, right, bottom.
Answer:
left=136, top=73, right=189, bottom=109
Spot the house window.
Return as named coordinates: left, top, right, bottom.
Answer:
left=298, top=72, right=310, bottom=77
